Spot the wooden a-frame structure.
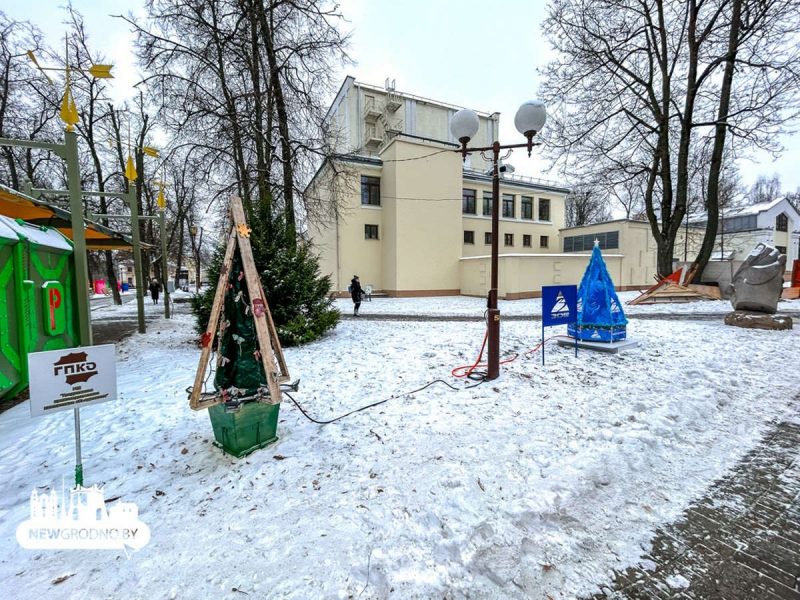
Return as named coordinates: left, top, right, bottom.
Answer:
left=189, top=196, right=289, bottom=410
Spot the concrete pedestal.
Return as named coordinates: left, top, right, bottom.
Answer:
left=554, top=335, right=639, bottom=354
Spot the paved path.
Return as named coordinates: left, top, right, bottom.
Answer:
left=89, top=293, right=137, bottom=311
left=591, top=409, right=800, bottom=599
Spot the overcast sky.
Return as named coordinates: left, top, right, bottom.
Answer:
left=6, top=0, right=799, bottom=193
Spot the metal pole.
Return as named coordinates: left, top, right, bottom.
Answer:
left=65, top=130, right=91, bottom=488
left=73, top=408, right=83, bottom=487
left=161, top=210, right=170, bottom=318
left=487, top=142, right=501, bottom=380
left=65, top=131, right=93, bottom=346
left=541, top=319, right=545, bottom=366
left=128, top=183, right=146, bottom=334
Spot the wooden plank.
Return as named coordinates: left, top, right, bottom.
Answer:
left=782, top=287, right=800, bottom=300
left=257, top=278, right=290, bottom=383
left=189, top=226, right=238, bottom=410
left=229, top=196, right=282, bottom=405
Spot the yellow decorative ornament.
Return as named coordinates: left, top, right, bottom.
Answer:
left=125, top=154, right=138, bottom=182
left=156, top=185, right=166, bottom=210
left=59, top=78, right=79, bottom=132
left=237, top=224, right=251, bottom=238
left=87, top=64, right=114, bottom=79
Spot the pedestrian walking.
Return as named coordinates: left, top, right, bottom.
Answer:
left=349, top=275, right=363, bottom=317
left=149, top=279, right=161, bottom=305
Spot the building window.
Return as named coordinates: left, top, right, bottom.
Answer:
left=720, top=215, right=757, bottom=233
left=776, top=213, right=788, bottom=232
left=464, top=230, right=474, bottom=244
left=502, top=194, right=515, bottom=218
left=776, top=245, right=787, bottom=255
left=563, top=231, right=620, bottom=252
left=540, top=235, right=549, bottom=248
left=462, top=189, right=477, bottom=215
left=523, top=234, right=532, bottom=248
left=521, top=196, right=533, bottom=220
left=538, top=198, right=550, bottom=222
left=361, top=176, right=380, bottom=206
left=365, top=224, right=379, bottom=240
left=504, top=233, right=514, bottom=247
left=484, top=232, right=492, bottom=245
left=483, top=192, right=493, bottom=216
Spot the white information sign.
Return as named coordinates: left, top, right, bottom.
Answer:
left=27, top=344, right=117, bottom=417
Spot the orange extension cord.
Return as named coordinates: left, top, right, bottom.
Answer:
left=451, top=330, right=560, bottom=379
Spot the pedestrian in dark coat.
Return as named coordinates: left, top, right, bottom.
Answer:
left=350, top=275, right=363, bottom=316
left=149, top=279, right=161, bottom=305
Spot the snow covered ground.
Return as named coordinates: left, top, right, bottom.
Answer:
left=335, top=290, right=800, bottom=317
left=0, top=303, right=798, bottom=598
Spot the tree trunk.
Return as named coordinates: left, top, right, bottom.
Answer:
left=687, top=0, right=742, bottom=283
left=259, top=5, right=296, bottom=245
left=175, top=218, right=184, bottom=288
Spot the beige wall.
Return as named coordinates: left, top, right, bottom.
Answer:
left=560, top=220, right=658, bottom=287
left=460, top=253, right=624, bottom=299
left=307, top=134, right=574, bottom=297
left=461, top=181, right=566, bottom=258
left=381, top=138, right=463, bottom=293
left=306, top=162, right=384, bottom=292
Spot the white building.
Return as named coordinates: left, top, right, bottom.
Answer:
left=693, top=197, right=800, bottom=272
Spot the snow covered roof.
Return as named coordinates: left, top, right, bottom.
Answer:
left=688, top=196, right=800, bottom=225
left=0, top=184, right=139, bottom=250
left=0, top=215, right=18, bottom=242
left=727, top=196, right=785, bottom=216
left=0, top=214, right=73, bottom=252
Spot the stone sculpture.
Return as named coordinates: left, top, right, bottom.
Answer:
left=728, top=243, right=786, bottom=314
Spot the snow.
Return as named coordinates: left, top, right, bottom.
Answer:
left=0, top=215, right=72, bottom=252
left=1, top=302, right=798, bottom=598
left=336, top=290, right=800, bottom=317
left=665, top=574, right=691, bottom=589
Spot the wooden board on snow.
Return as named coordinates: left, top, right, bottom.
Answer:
left=628, top=280, right=717, bottom=305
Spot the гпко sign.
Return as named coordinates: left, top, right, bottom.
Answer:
left=28, top=344, right=117, bottom=417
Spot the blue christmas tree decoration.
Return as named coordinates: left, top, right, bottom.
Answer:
left=567, top=241, right=628, bottom=342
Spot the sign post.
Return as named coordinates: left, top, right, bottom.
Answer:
left=541, top=285, right=578, bottom=365
left=28, top=345, right=117, bottom=486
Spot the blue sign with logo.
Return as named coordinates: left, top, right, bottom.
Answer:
left=542, top=285, right=577, bottom=327
left=540, top=285, right=578, bottom=365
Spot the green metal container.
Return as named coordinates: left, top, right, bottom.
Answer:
left=0, top=216, right=79, bottom=400
left=208, top=401, right=280, bottom=458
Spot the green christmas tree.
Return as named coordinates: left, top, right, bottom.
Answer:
left=193, top=213, right=339, bottom=348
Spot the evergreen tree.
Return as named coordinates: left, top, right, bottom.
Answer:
left=192, top=212, right=339, bottom=348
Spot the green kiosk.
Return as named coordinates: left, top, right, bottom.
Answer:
left=0, top=215, right=79, bottom=400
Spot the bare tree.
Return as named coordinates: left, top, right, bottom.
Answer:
left=748, top=173, right=782, bottom=204
left=0, top=13, right=61, bottom=190
left=540, top=0, right=800, bottom=279
left=65, top=8, right=126, bottom=303
left=565, top=182, right=611, bottom=227
left=121, top=0, right=350, bottom=244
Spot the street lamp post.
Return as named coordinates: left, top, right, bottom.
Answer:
left=449, top=100, right=547, bottom=380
